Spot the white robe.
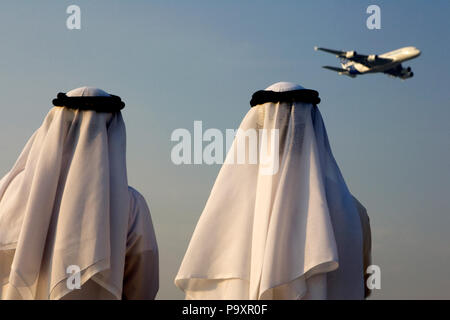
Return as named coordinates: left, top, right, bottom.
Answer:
left=0, top=87, right=158, bottom=300
left=175, top=82, right=365, bottom=300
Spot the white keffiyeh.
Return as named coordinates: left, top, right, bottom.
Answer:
left=0, top=87, right=157, bottom=300
left=176, top=82, right=365, bottom=300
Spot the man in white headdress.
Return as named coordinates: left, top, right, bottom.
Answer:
left=175, top=82, right=371, bottom=300
left=0, top=87, right=159, bottom=300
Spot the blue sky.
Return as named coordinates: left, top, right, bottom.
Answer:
left=0, top=1, right=449, bottom=299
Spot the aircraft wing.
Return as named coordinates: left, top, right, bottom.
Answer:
left=383, top=64, right=414, bottom=79
left=315, top=46, right=393, bottom=67
left=383, top=67, right=401, bottom=77
left=322, top=66, right=348, bottom=73
left=314, top=47, right=346, bottom=56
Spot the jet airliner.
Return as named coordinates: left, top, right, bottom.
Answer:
left=314, top=46, right=421, bottom=79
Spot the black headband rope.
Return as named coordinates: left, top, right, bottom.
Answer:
left=250, top=89, right=320, bottom=107
left=52, top=92, right=125, bottom=113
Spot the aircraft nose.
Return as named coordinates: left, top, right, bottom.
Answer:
left=415, top=48, right=421, bottom=57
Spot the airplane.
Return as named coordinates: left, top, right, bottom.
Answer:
left=314, top=46, right=421, bottom=79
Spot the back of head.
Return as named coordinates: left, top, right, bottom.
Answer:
left=264, top=81, right=305, bottom=92
left=0, top=87, right=130, bottom=299
left=177, top=81, right=365, bottom=300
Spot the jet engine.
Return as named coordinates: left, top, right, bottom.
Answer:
left=345, top=51, right=357, bottom=58
left=400, top=68, right=414, bottom=79
left=368, top=54, right=378, bottom=62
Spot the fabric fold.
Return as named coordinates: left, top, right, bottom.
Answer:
left=0, top=87, right=133, bottom=299
left=176, top=82, right=364, bottom=300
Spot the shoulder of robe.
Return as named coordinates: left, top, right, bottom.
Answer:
left=352, top=195, right=370, bottom=223
left=128, top=186, right=149, bottom=210
left=126, top=186, right=157, bottom=253
left=127, top=186, right=152, bottom=228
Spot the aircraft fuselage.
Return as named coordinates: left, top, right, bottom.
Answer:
left=344, top=46, right=421, bottom=75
